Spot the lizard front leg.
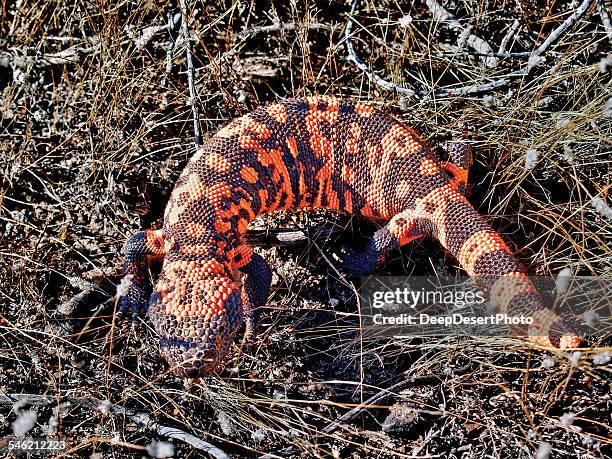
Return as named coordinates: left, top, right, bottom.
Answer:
left=117, top=229, right=166, bottom=321
left=233, top=245, right=272, bottom=342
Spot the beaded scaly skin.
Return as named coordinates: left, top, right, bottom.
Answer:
left=118, top=97, right=581, bottom=377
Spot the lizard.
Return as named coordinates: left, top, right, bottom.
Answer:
left=115, top=96, right=580, bottom=377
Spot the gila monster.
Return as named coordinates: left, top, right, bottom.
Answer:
left=117, top=96, right=580, bottom=377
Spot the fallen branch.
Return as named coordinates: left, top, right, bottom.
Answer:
left=528, top=0, right=594, bottom=71
left=178, top=0, right=202, bottom=149
left=162, top=9, right=180, bottom=88
left=426, top=71, right=525, bottom=97
left=596, top=0, right=612, bottom=44
left=0, top=43, right=100, bottom=68
left=122, top=410, right=229, bottom=459
left=345, top=0, right=525, bottom=98
left=438, top=50, right=531, bottom=58
left=498, top=19, right=521, bottom=56
left=345, top=0, right=599, bottom=99
left=345, top=0, right=422, bottom=97
left=0, top=393, right=230, bottom=459
left=425, top=0, right=498, bottom=68
left=237, top=21, right=333, bottom=39
left=127, top=13, right=182, bottom=50
left=322, top=379, right=410, bottom=433
left=0, top=13, right=182, bottom=69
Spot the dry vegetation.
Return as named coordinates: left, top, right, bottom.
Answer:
left=1, top=0, right=611, bottom=457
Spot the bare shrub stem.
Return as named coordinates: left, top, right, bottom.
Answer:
left=425, top=0, right=498, bottom=68
left=178, top=0, right=202, bottom=149
left=528, top=0, right=595, bottom=70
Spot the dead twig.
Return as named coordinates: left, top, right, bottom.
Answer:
left=344, top=0, right=422, bottom=98
left=0, top=43, right=100, bottom=68
left=346, top=1, right=526, bottom=98
left=178, top=0, right=202, bottom=149
left=438, top=50, right=531, bottom=58
left=122, top=410, right=229, bottom=459
left=498, top=19, right=521, bottom=56
left=0, top=13, right=182, bottom=69
left=0, top=393, right=230, bottom=459
left=345, top=0, right=524, bottom=98
left=528, top=0, right=595, bottom=71
left=596, top=0, right=612, bottom=44
left=345, top=0, right=599, bottom=99
left=425, top=0, right=498, bottom=68
left=321, top=378, right=423, bottom=433
left=311, top=239, right=354, bottom=289
left=237, top=21, right=333, bottom=39
left=162, top=9, right=180, bottom=88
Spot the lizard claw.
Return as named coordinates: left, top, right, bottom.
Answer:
left=115, top=276, right=150, bottom=323
left=547, top=316, right=583, bottom=349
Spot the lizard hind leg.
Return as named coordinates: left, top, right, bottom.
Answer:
left=234, top=246, right=272, bottom=343
left=117, top=229, right=166, bottom=321
left=339, top=211, right=425, bottom=278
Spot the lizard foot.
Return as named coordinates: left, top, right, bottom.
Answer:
left=337, top=244, right=378, bottom=279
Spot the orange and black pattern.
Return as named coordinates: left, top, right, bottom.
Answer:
left=118, top=96, right=580, bottom=377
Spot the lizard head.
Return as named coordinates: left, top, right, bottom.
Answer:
left=148, top=271, right=244, bottom=377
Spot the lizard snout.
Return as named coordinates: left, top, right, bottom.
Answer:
left=148, top=274, right=244, bottom=377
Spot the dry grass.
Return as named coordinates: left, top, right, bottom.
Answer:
left=0, top=0, right=610, bottom=457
